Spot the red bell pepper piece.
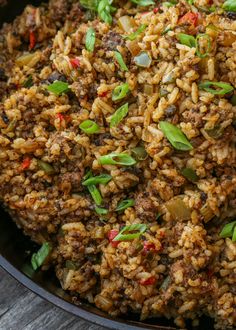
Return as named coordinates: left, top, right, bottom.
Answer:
left=108, top=229, right=119, bottom=247
left=70, top=58, right=80, bottom=69
left=29, top=31, right=36, bottom=50
left=153, top=7, right=159, bottom=14
left=22, top=157, right=31, bottom=170
left=140, top=276, right=156, bottom=286
left=179, top=12, right=198, bottom=27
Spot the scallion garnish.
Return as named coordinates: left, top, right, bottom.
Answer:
left=31, top=242, right=52, bottom=271
left=85, top=27, right=96, bottom=52
left=47, top=81, right=70, bottom=95
left=110, top=103, right=129, bottom=127
left=130, top=0, right=155, bottom=5
left=113, top=223, right=147, bottom=241
left=223, top=0, right=236, bottom=12
left=131, top=146, right=148, bottom=161
left=80, top=0, right=99, bottom=11
left=23, top=75, right=33, bottom=88
left=196, top=34, right=211, bottom=58
left=161, top=26, right=172, bottom=35
left=97, top=0, right=116, bottom=24
left=199, top=81, right=234, bottom=95
left=79, top=120, right=100, bottom=134
left=95, top=206, right=109, bottom=215
left=83, top=173, right=112, bottom=186
left=114, top=51, right=128, bottom=72
left=219, top=221, right=236, bottom=242
left=99, top=152, right=136, bottom=166
left=159, top=121, right=193, bottom=151
left=162, top=0, right=177, bottom=7
left=134, top=51, right=152, bottom=68
left=181, top=168, right=199, bottom=182
left=123, top=24, right=147, bottom=41
left=115, top=199, right=135, bottom=212
left=112, top=83, right=130, bottom=101
left=37, top=160, right=55, bottom=175
left=177, top=33, right=196, bottom=48
left=87, top=184, right=103, bottom=205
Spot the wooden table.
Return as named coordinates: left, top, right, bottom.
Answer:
left=0, top=268, right=107, bottom=330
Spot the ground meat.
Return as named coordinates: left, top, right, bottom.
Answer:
left=102, top=31, right=125, bottom=51
left=59, top=171, right=84, bottom=193
left=135, top=192, right=159, bottom=221
left=49, top=0, right=69, bottom=22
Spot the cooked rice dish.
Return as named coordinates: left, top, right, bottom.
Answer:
left=0, top=0, right=236, bottom=328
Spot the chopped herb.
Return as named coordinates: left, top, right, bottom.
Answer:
left=186, top=0, right=194, bottom=4
left=131, top=146, right=148, bottom=161
left=85, top=27, right=96, bottom=52
left=47, top=81, right=69, bottom=95
left=114, top=51, right=129, bottom=71
left=219, top=221, right=236, bottom=242
left=196, top=33, right=211, bottom=58
left=31, top=242, right=51, bottom=271
left=160, top=275, right=171, bottom=291
left=23, top=75, right=33, bottom=88
left=116, top=199, right=135, bottom=212
left=123, top=24, right=147, bottom=41
left=223, top=0, right=236, bottom=12
left=134, top=51, right=152, bottom=68
left=80, top=0, right=99, bottom=11
left=99, top=152, right=136, bottom=166
left=65, top=260, right=77, bottom=270
left=95, top=206, right=109, bottom=215
left=88, top=184, right=103, bottom=205
left=97, top=0, right=116, bottom=24
left=177, top=33, right=196, bottom=48
left=161, top=26, right=172, bottom=35
left=181, top=167, right=199, bottom=182
left=162, top=0, right=177, bottom=7
left=112, top=83, right=130, bottom=101
left=113, top=223, right=147, bottom=241
left=79, top=119, right=100, bottom=134
left=83, top=174, right=112, bottom=186
left=159, top=121, right=193, bottom=151
left=37, top=160, right=55, bottom=175
left=110, top=103, right=129, bottom=127
left=199, top=81, right=234, bottom=95
left=130, top=0, right=155, bottom=6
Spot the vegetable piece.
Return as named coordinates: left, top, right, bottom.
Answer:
left=80, top=0, right=99, bottom=11
left=21, top=157, right=31, bottom=170
left=113, top=223, right=147, bottom=241
left=115, top=199, right=135, bottom=212
left=118, top=15, right=135, bottom=33
left=29, top=31, right=36, bottom=50
left=199, top=81, right=234, bottom=95
left=65, top=260, right=77, bottom=270
left=95, top=206, right=109, bottom=215
left=108, top=229, right=119, bottom=247
left=110, top=103, right=129, bottom=127
left=139, top=276, right=156, bottom=286
left=70, top=58, right=80, bottom=69
left=130, top=0, right=155, bottom=5
left=159, top=121, right=193, bottom=151
left=112, top=83, right=130, bottom=101
left=205, top=125, right=224, bottom=139
left=16, top=53, right=38, bottom=67
left=46, top=81, right=70, bottom=95
left=160, top=275, right=171, bottom=291
left=179, top=12, right=198, bottom=26
left=219, top=221, right=236, bottom=240
left=31, top=242, right=51, bottom=271
left=165, top=196, right=191, bottom=221
left=223, top=0, right=236, bottom=12
left=83, top=174, right=112, bottom=186
left=37, top=160, right=55, bottom=175
left=131, top=146, right=148, bottom=161
left=79, top=119, right=100, bottom=134
left=161, top=26, right=172, bottom=35
left=114, top=51, right=128, bottom=71
left=177, top=33, right=196, bottom=48
left=134, top=51, right=152, bottom=68
left=162, top=1, right=177, bottom=7
left=85, top=27, right=96, bottom=52
left=87, top=184, right=103, bottom=205
left=181, top=168, right=199, bottom=182
left=97, top=0, right=116, bottom=25
left=196, top=34, right=211, bottom=58
left=143, top=241, right=156, bottom=253
left=99, top=152, right=136, bottom=166
left=23, top=75, right=33, bottom=88
left=123, top=24, right=147, bottom=41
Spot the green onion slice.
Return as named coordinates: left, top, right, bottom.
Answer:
left=181, top=168, right=199, bottom=182
left=23, top=75, right=33, bottom=88
left=159, top=121, right=193, bottom=151
left=223, top=0, right=236, bottom=12
left=123, top=24, right=147, bottom=41
left=177, top=33, right=196, bottom=48
left=85, top=27, right=96, bottom=52
left=110, top=103, right=129, bottom=127
left=219, top=221, right=236, bottom=241
left=199, top=81, right=234, bottom=95
left=46, top=81, right=70, bottom=95
left=113, top=223, right=147, bottom=241
left=134, top=51, right=152, bottom=68
left=131, top=146, right=148, bottom=161
left=31, top=242, right=52, bottom=271
left=80, top=0, right=99, bottom=11
left=162, top=0, right=177, bottom=7
left=95, top=206, right=109, bottom=215
left=116, top=199, right=135, bottom=212
left=79, top=120, right=100, bottom=134
left=99, top=152, right=136, bottom=166
left=196, top=34, right=211, bottom=58
left=83, top=173, right=112, bottom=186
left=97, top=0, right=116, bottom=24
left=37, top=160, right=55, bottom=175
left=88, top=184, right=103, bottom=205
left=114, top=51, right=128, bottom=72
left=112, top=83, right=130, bottom=101
left=130, top=0, right=155, bottom=5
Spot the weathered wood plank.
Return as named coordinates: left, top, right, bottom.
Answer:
left=0, top=268, right=106, bottom=330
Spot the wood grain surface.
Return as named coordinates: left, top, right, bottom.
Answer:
left=0, top=268, right=107, bottom=330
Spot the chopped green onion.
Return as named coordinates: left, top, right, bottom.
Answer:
left=177, top=33, right=196, bottom=48
left=37, top=160, right=55, bottom=175
left=46, top=81, right=69, bottom=95
left=31, top=242, right=51, bottom=271
left=134, top=51, right=152, bottom=68
left=186, top=0, right=194, bottom=4
left=95, top=206, right=109, bottom=215
left=65, top=260, right=77, bottom=270
left=181, top=168, right=199, bottom=182
left=97, top=0, right=116, bottom=24
left=123, top=24, right=147, bottom=41
left=83, top=174, right=112, bottom=186
left=112, top=83, right=130, bottom=101
left=160, top=275, right=171, bottom=291
left=116, top=199, right=135, bottom=212
left=223, top=0, right=236, bottom=12
left=114, top=51, right=128, bottom=72
left=84, top=169, right=93, bottom=180
left=113, top=223, right=147, bottom=241
left=131, top=146, right=148, bottom=161
left=159, top=121, right=193, bottom=151
left=23, top=75, right=33, bottom=88
left=156, top=213, right=162, bottom=221
left=199, top=81, right=234, bottom=95
left=85, top=27, right=96, bottom=52
left=162, top=0, right=177, bottom=7
left=79, top=0, right=99, bottom=11
left=130, top=0, right=155, bottom=5
left=230, top=94, right=236, bottom=106
left=87, top=184, right=103, bottom=205
left=196, top=34, right=211, bottom=58
left=79, top=119, right=100, bottom=134
left=161, top=27, right=172, bottom=35
left=110, top=103, right=129, bottom=127
left=99, top=152, right=136, bottom=166
left=219, top=221, right=236, bottom=242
